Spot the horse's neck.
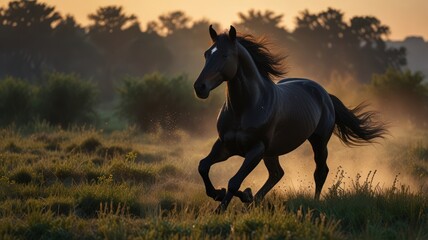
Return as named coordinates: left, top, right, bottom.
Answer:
left=226, top=44, right=272, bottom=113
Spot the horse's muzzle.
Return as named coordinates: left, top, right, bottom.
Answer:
left=194, top=82, right=210, bottom=99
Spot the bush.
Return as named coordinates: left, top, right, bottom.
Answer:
left=0, top=76, right=35, bottom=125
left=370, top=68, right=428, bottom=126
left=371, top=68, right=427, bottom=96
left=117, top=73, right=222, bottom=132
left=37, top=72, right=98, bottom=128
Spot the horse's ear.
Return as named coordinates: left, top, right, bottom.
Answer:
left=229, top=25, right=236, bottom=41
left=209, top=25, right=217, bottom=42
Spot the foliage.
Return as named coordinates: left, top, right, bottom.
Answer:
left=0, top=0, right=62, bottom=79
left=290, top=8, right=406, bottom=82
left=117, top=73, right=222, bottom=132
left=88, top=6, right=138, bottom=33
left=371, top=68, right=426, bottom=95
left=36, top=72, right=98, bottom=127
left=0, top=1, right=409, bottom=99
left=235, top=9, right=288, bottom=38
left=154, top=11, right=191, bottom=36
left=0, top=76, right=36, bottom=125
left=370, top=68, right=428, bottom=126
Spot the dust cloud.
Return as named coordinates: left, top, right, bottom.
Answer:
left=192, top=77, right=426, bottom=197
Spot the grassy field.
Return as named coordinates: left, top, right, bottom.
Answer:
left=0, top=125, right=427, bottom=239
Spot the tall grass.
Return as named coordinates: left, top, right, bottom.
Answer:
left=0, top=127, right=427, bottom=239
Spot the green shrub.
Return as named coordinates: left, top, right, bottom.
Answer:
left=371, top=68, right=426, bottom=96
left=0, top=76, right=35, bottom=125
left=37, top=72, right=98, bottom=128
left=117, top=73, right=222, bottom=132
left=370, top=68, right=428, bottom=126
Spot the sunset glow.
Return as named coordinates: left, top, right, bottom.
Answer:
left=18, top=0, right=426, bottom=40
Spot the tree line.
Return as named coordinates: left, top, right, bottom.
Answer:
left=0, top=0, right=407, bottom=99
left=1, top=0, right=427, bottom=130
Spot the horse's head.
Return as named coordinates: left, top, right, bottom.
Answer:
left=194, top=25, right=238, bottom=99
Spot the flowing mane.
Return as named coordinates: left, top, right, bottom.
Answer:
left=237, top=35, right=287, bottom=81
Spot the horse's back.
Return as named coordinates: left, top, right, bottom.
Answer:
left=283, top=78, right=335, bottom=132
left=276, top=78, right=332, bottom=108
left=277, top=77, right=335, bottom=123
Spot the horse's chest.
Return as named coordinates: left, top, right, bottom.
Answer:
left=218, top=108, right=270, bottom=155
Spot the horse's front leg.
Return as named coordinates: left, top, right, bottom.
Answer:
left=216, top=142, right=265, bottom=212
left=199, top=139, right=232, bottom=201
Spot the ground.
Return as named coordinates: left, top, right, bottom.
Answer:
left=0, top=125, right=427, bottom=239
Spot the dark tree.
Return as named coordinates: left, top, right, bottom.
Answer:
left=146, top=11, right=218, bottom=75
left=157, top=11, right=191, bottom=35
left=0, top=0, right=61, bottom=79
left=291, top=8, right=406, bottom=82
left=292, top=8, right=349, bottom=80
left=236, top=9, right=287, bottom=37
left=124, top=32, right=172, bottom=75
left=88, top=6, right=138, bottom=34
left=50, top=15, right=101, bottom=76
left=349, top=16, right=407, bottom=81
left=163, top=19, right=215, bottom=75
left=87, top=6, right=141, bottom=100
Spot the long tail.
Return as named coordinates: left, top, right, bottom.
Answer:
left=329, top=94, right=388, bottom=146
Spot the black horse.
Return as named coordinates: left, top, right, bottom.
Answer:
left=194, top=25, right=386, bottom=212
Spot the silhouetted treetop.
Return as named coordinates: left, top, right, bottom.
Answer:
left=0, top=0, right=63, bottom=79
left=148, top=11, right=191, bottom=35
left=236, top=9, right=288, bottom=36
left=290, top=8, right=406, bottom=81
left=351, top=17, right=389, bottom=38
left=296, top=8, right=346, bottom=31
left=88, top=6, right=138, bottom=33
left=0, top=0, right=60, bottom=30
left=0, top=1, right=410, bottom=99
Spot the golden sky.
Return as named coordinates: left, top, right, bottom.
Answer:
left=2, top=0, right=427, bottom=40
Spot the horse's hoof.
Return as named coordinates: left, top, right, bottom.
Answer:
left=239, top=188, right=254, bottom=203
left=214, top=203, right=227, bottom=214
left=213, top=188, right=226, bottom=201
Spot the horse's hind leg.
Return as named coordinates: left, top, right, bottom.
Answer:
left=199, top=139, right=232, bottom=201
left=254, top=156, right=284, bottom=203
left=309, top=134, right=329, bottom=200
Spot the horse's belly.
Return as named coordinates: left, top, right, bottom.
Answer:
left=266, top=109, right=320, bottom=155
left=266, top=128, right=311, bottom=155
left=222, top=130, right=259, bottom=156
